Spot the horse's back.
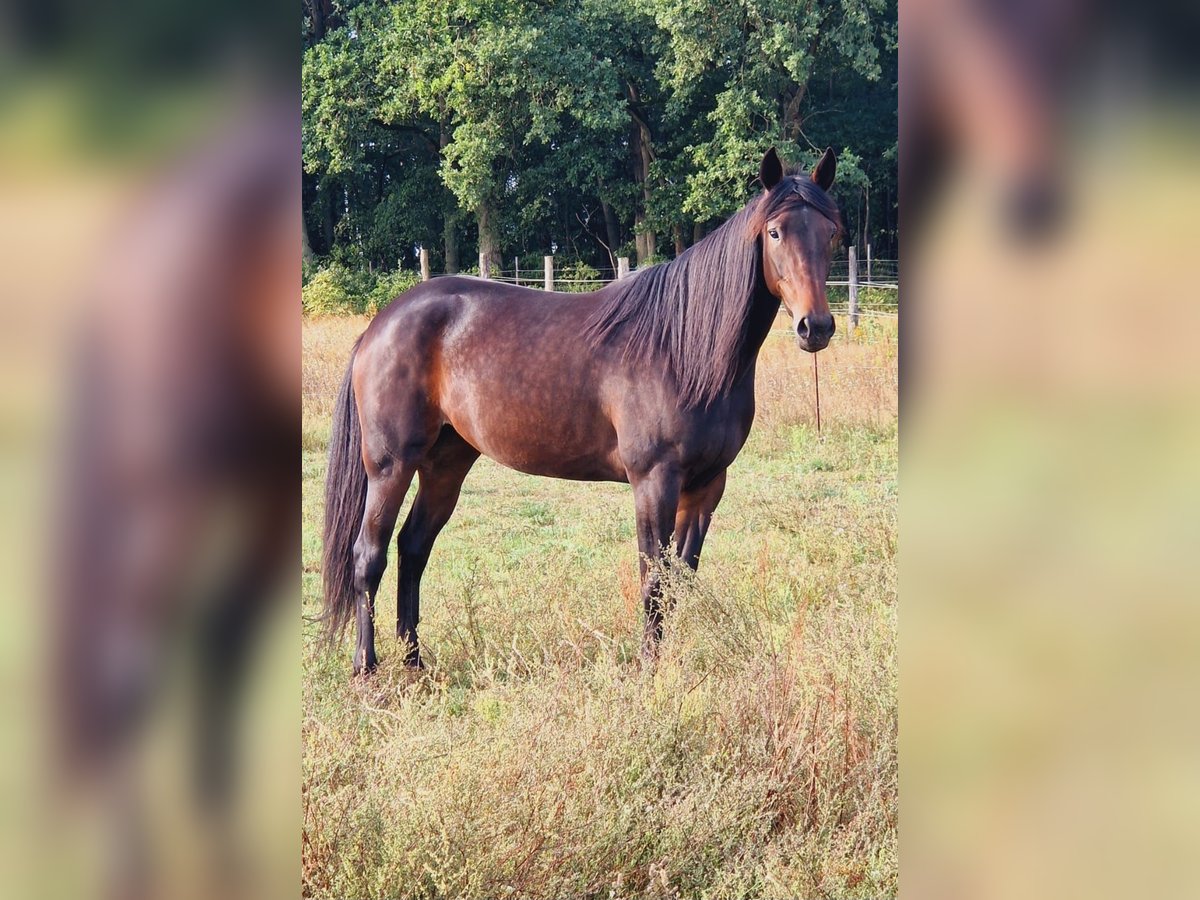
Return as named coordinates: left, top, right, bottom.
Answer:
left=357, top=277, right=588, bottom=376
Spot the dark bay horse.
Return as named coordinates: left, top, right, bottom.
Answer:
left=323, top=147, right=842, bottom=674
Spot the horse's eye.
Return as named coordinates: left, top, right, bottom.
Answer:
left=768, top=228, right=779, bottom=240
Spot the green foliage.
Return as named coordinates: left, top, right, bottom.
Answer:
left=303, top=0, right=897, bottom=304
left=368, top=269, right=423, bottom=312
left=302, top=264, right=422, bottom=317
left=301, top=266, right=355, bottom=316
left=302, top=253, right=319, bottom=287
left=556, top=258, right=603, bottom=292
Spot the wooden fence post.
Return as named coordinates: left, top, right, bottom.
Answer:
left=544, top=255, right=554, bottom=291
left=617, top=257, right=630, bottom=280
left=866, top=243, right=872, bottom=285
left=848, top=245, right=859, bottom=329
left=514, top=256, right=520, bottom=287
left=420, top=247, right=430, bottom=282
left=479, top=252, right=490, bottom=280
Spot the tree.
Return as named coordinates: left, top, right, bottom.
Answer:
left=644, top=0, right=895, bottom=245
left=301, top=0, right=898, bottom=278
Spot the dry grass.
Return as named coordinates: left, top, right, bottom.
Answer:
left=302, top=314, right=369, bottom=451
left=755, top=311, right=899, bottom=439
left=302, top=308, right=897, bottom=899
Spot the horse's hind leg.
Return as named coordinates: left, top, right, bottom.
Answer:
left=396, top=429, right=479, bottom=667
left=352, top=466, right=414, bottom=675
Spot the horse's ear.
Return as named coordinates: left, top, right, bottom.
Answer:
left=812, top=147, right=836, bottom=191
left=759, top=147, right=784, bottom=190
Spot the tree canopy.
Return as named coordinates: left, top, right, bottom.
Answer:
left=302, top=0, right=896, bottom=277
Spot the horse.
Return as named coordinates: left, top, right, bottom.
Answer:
left=322, top=147, right=842, bottom=675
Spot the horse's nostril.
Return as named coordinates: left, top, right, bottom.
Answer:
left=797, top=316, right=810, bottom=339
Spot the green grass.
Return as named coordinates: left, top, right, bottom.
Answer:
left=302, top=317, right=897, bottom=899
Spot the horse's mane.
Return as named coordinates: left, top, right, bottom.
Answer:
left=582, top=171, right=841, bottom=409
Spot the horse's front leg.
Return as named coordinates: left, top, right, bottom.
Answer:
left=674, top=470, right=727, bottom=571
left=630, top=463, right=682, bottom=662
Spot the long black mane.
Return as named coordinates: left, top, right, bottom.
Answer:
left=582, top=173, right=840, bottom=409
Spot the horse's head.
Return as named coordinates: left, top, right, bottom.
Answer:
left=755, top=147, right=842, bottom=353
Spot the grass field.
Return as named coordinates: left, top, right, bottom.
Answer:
left=302, top=310, right=897, bottom=899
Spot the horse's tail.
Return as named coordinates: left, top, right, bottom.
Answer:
left=321, top=337, right=367, bottom=644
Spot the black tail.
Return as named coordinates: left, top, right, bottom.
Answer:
left=321, top=338, right=367, bottom=644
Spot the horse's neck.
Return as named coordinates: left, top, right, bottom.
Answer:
left=697, top=282, right=778, bottom=408
left=740, top=284, right=782, bottom=367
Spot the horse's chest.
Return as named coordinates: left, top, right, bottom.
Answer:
left=681, top=419, right=748, bottom=467
left=612, top=380, right=756, bottom=480
left=677, top=397, right=754, bottom=471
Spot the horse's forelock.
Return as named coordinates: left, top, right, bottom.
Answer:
left=749, top=173, right=843, bottom=237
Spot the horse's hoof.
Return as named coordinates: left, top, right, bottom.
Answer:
left=351, top=652, right=378, bottom=679
left=399, top=637, right=423, bottom=669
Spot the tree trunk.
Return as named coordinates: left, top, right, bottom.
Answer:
left=863, top=182, right=871, bottom=259
left=437, top=118, right=458, bottom=273
left=600, top=198, right=620, bottom=267
left=672, top=224, right=685, bottom=258
left=782, top=84, right=808, bottom=142
left=693, top=221, right=706, bottom=245
left=626, top=81, right=656, bottom=265
left=322, top=187, right=335, bottom=250
left=443, top=215, right=459, bottom=274
left=308, top=0, right=326, bottom=41
left=302, top=217, right=314, bottom=264
left=477, top=201, right=501, bottom=274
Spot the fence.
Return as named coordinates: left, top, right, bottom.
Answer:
left=415, top=246, right=898, bottom=323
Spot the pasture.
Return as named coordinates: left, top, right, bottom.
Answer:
left=302, top=311, right=897, bottom=899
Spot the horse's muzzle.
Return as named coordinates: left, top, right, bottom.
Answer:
left=796, top=313, right=835, bottom=352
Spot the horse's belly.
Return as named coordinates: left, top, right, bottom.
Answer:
left=442, top=388, right=625, bottom=482
left=488, top=445, right=626, bottom=482
left=461, top=426, right=625, bottom=482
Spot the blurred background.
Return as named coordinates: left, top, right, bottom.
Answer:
left=2, top=0, right=1199, bottom=897
left=901, top=1, right=1200, bottom=898
left=0, top=1, right=297, bottom=899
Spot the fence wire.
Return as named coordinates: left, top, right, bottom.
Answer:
left=425, top=253, right=899, bottom=324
